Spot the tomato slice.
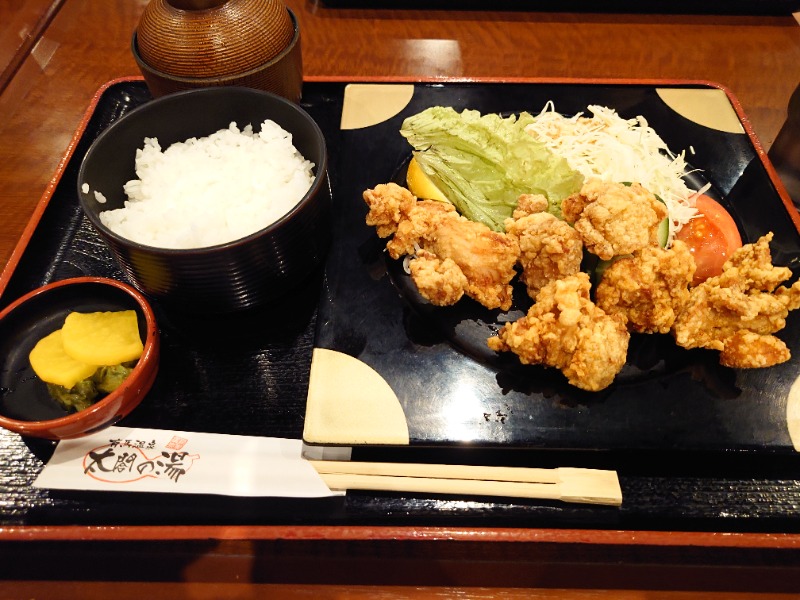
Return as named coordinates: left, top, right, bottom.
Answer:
left=675, top=194, right=742, bottom=285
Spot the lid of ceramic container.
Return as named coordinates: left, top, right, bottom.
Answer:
left=136, top=0, right=295, bottom=78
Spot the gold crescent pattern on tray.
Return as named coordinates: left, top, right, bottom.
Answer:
left=655, top=88, right=744, bottom=134
left=340, top=84, right=415, bottom=130
left=303, top=348, right=410, bottom=445
left=787, top=373, right=800, bottom=451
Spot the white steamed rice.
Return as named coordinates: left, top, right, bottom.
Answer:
left=97, top=120, right=315, bottom=249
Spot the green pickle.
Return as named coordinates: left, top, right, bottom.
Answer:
left=94, top=363, right=135, bottom=394
left=47, top=380, right=99, bottom=413
left=46, top=361, right=136, bottom=413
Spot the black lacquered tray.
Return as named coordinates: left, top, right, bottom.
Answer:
left=308, top=80, right=800, bottom=454
left=2, top=78, right=800, bottom=532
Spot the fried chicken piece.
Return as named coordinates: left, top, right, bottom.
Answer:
left=671, top=233, right=800, bottom=368
left=562, top=179, right=668, bottom=260
left=513, top=193, right=550, bottom=217
left=363, top=182, right=416, bottom=238
left=595, top=240, right=696, bottom=334
left=719, top=331, right=792, bottom=369
left=408, top=249, right=468, bottom=306
left=363, top=183, right=520, bottom=310
left=488, top=272, right=630, bottom=391
left=504, top=194, right=584, bottom=300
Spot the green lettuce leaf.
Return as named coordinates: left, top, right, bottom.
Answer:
left=400, top=106, right=583, bottom=231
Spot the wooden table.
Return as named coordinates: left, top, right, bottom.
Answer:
left=0, top=0, right=64, bottom=93
left=2, top=1, right=800, bottom=596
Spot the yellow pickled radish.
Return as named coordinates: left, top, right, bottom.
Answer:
left=61, top=310, right=144, bottom=366
left=406, top=156, right=449, bottom=202
left=29, top=330, right=98, bottom=388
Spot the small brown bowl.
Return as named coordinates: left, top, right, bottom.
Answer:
left=0, top=277, right=160, bottom=440
left=133, top=6, right=302, bottom=102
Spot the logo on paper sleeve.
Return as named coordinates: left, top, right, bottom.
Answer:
left=82, top=436, right=200, bottom=483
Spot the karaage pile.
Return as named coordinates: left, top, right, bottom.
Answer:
left=363, top=178, right=800, bottom=391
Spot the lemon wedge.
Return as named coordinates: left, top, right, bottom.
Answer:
left=406, top=156, right=448, bottom=202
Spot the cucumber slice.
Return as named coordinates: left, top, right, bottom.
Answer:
left=658, top=217, right=670, bottom=248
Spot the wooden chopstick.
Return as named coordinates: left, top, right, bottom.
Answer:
left=308, top=461, right=622, bottom=506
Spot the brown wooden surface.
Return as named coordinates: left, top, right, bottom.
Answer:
left=2, top=0, right=800, bottom=595
left=1, top=1, right=799, bottom=275
left=2, top=583, right=800, bottom=600
left=3, top=531, right=800, bottom=595
left=2, top=583, right=799, bottom=600
left=0, top=0, right=65, bottom=92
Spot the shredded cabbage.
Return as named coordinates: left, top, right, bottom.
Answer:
left=525, top=102, right=702, bottom=242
